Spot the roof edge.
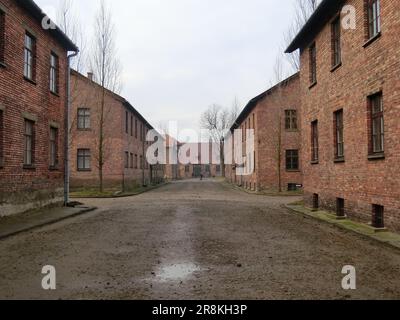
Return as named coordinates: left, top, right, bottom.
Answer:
left=71, top=69, right=154, bottom=130
left=231, top=72, right=300, bottom=131
left=16, top=0, right=78, bottom=52
left=285, top=0, right=345, bottom=53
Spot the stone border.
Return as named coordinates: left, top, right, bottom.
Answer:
left=0, top=206, right=97, bottom=240
left=285, top=204, right=400, bottom=251
left=223, top=181, right=303, bottom=197
left=70, top=182, right=169, bottom=199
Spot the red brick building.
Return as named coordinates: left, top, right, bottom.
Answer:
left=70, top=70, right=164, bottom=190
left=227, top=73, right=302, bottom=192
left=164, top=138, right=222, bottom=180
left=0, top=0, right=77, bottom=216
left=286, top=0, right=400, bottom=230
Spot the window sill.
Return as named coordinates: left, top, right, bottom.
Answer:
left=23, top=76, right=37, bottom=85
left=368, top=153, right=385, bottom=161
left=0, top=61, right=6, bottom=69
left=309, top=81, right=317, bottom=90
left=23, top=164, right=36, bottom=170
left=286, top=169, right=301, bottom=173
left=330, top=62, right=342, bottom=73
left=49, top=166, right=59, bottom=171
left=334, top=157, right=345, bottom=163
left=50, top=90, right=60, bottom=97
left=363, top=32, right=381, bottom=48
left=311, top=160, right=319, bottom=165
left=77, top=169, right=92, bottom=172
left=286, top=129, right=299, bottom=133
left=77, top=128, right=92, bottom=132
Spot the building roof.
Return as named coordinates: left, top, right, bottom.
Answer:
left=16, top=0, right=78, bottom=52
left=71, top=69, right=154, bottom=130
left=230, top=72, right=299, bottom=131
left=163, top=134, right=180, bottom=148
left=285, top=0, right=345, bottom=53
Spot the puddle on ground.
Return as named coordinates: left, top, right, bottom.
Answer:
left=154, top=263, right=201, bottom=282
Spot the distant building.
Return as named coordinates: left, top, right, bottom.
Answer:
left=227, top=73, right=302, bottom=192
left=286, top=0, right=400, bottom=230
left=164, top=138, right=222, bottom=180
left=0, top=0, right=77, bottom=216
left=69, top=70, right=164, bottom=190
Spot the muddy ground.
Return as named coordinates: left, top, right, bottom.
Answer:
left=0, top=179, right=399, bottom=299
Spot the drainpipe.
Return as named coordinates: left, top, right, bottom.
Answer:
left=64, top=51, right=79, bottom=206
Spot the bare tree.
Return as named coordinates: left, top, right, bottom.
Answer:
left=57, top=0, right=87, bottom=72
left=200, top=101, right=239, bottom=177
left=284, top=0, right=320, bottom=72
left=91, top=0, right=122, bottom=192
left=57, top=0, right=92, bottom=152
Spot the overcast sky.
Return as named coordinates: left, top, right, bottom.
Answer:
left=36, top=0, right=298, bottom=133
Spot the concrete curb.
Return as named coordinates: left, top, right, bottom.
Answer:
left=70, top=182, right=170, bottom=199
left=0, top=207, right=97, bottom=241
left=285, top=204, right=400, bottom=252
left=223, top=181, right=303, bottom=197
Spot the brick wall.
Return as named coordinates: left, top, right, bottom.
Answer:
left=0, top=0, right=72, bottom=216
left=165, top=141, right=222, bottom=180
left=299, top=0, right=400, bottom=231
left=229, top=74, right=302, bottom=192
left=70, top=71, right=155, bottom=190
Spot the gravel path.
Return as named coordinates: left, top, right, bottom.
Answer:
left=0, top=179, right=399, bottom=300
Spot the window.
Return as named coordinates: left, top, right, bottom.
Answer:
left=372, top=204, right=384, bottom=228
left=77, top=108, right=90, bottom=129
left=216, top=165, right=221, bottom=173
left=77, top=149, right=91, bottom=171
left=312, top=194, right=319, bottom=210
left=334, top=109, right=344, bottom=159
left=49, top=127, right=58, bottom=167
left=50, top=53, right=59, bottom=93
left=135, top=119, right=138, bottom=138
left=24, top=120, right=34, bottom=166
left=140, top=124, right=143, bottom=141
left=135, top=154, right=138, bottom=169
left=125, top=111, right=129, bottom=134
left=367, top=0, right=381, bottom=39
left=286, top=150, right=299, bottom=171
left=130, top=153, right=133, bottom=168
left=125, top=152, right=129, bottom=168
left=369, top=93, right=384, bottom=154
left=288, top=183, right=298, bottom=192
left=130, top=116, right=133, bottom=136
left=285, top=110, right=298, bottom=130
left=0, top=110, right=3, bottom=167
left=331, top=17, right=341, bottom=67
left=309, top=43, right=317, bottom=85
left=140, top=155, right=143, bottom=169
left=24, top=33, right=35, bottom=80
left=0, top=10, right=5, bottom=63
left=337, top=198, right=345, bottom=217
left=185, top=165, right=190, bottom=173
left=311, top=120, right=319, bottom=162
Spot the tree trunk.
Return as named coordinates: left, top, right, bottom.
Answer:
left=277, top=116, right=282, bottom=193
left=99, top=86, right=105, bottom=192
left=220, top=139, right=226, bottom=177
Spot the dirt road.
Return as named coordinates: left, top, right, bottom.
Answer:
left=0, top=179, right=399, bottom=299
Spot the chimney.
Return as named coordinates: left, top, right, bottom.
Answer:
left=87, top=72, right=93, bottom=81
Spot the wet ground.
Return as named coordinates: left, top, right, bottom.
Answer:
left=0, top=179, right=400, bottom=299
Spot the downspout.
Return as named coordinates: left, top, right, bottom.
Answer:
left=142, top=126, right=145, bottom=186
left=64, top=51, right=79, bottom=206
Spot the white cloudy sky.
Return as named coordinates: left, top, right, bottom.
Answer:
left=36, top=0, right=298, bottom=132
